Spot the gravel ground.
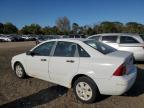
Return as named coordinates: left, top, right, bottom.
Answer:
left=0, top=41, right=144, bottom=108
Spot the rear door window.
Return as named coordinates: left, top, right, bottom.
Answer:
left=120, top=36, right=139, bottom=44
left=53, top=41, right=77, bottom=57
left=102, top=36, right=118, bottom=43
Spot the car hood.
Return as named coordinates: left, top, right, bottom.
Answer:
left=12, top=53, right=26, bottom=60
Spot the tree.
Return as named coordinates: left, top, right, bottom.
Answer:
left=3, top=22, right=18, bottom=34
left=87, top=27, right=95, bottom=35
left=56, top=16, right=71, bottom=34
left=71, top=23, right=79, bottom=34
left=93, top=24, right=102, bottom=34
left=20, top=24, right=42, bottom=34
left=124, top=22, right=144, bottom=34
left=113, top=22, right=124, bottom=32
left=99, top=21, right=119, bottom=33
left=0, top=23, right=4, bottom=34
left=42, top=26, right=52, bottom=35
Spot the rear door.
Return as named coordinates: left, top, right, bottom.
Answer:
left=101, top=35, right=119, bottom=49
left=49, top=41, right=79, bottom=87
left=118, top=36, right=144, bottom=59
left=118, top=36, right=140, bottom=51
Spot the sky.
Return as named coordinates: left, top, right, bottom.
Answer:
left=0, top=0, right=144, bottom=28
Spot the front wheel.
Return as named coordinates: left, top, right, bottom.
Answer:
left=73, top=76, right=100, bottom=103
left=14, top=63, right=26, bottom=78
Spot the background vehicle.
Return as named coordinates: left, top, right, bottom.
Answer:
left=0, top=35, right=15, bottom=42
left=22, top=35, right=36, bottom=41
left=63, top=34, right=86, bottom=38
left=11, top=39, right=137, bottom=103
left=11, top=35, right=25, bottom=42
left=36, top=35, right=60, bottom=44
left=87, top=33, right=144, bottom=61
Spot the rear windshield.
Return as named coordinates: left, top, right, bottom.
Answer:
left=84, top=40, right=117, bottom=54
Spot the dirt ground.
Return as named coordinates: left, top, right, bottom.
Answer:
left=0, top=41, right=144, bottom=108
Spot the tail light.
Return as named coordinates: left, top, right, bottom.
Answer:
left=113, top=64, right=126, bottom=76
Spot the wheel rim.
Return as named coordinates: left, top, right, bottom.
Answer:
left=76, top=82, right=92, bottom=101
left=15, top=65, right=23, bottom=77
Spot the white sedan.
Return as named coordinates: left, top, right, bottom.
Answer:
left=11, top=39, right=137, bottom=103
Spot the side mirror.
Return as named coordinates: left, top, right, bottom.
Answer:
left=26, top=51, right=35, bottom=56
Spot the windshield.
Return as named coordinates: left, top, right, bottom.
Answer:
left=84, top=40, right=117, bottom=54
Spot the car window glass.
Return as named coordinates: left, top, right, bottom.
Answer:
left=33, top=41, right=55, bottom=56
left=84, top=40, right=117, bottom=54
left=102, top=36, right=118, bottom=43
left=78, top=45, right=90, bottom=57
left=89, top=36, right=100, bottom=40
left=75, top=35, right=80, bottom=38
left=54, top=41, right=76, bottom=57
left=69, top=35, right=74, bottom=38
left=120, top=36, right=139, bottom=44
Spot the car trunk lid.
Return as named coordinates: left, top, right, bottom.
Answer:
left=108, top=50, right=134, bottom=75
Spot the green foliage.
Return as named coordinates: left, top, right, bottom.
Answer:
left=71, top=23, right=79, bottom=34
left=1, top=19, right=144, bottom=35
left=3, top=22, right=18, bottom=34
left=20, top=24, right=42, bottom=35
left=0, top=23, right=4, bottom=34
left=124, top=22, right=144, bottom=34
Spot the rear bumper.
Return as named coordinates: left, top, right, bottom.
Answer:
left=135, top=54, right=144, bottom=61
left=96, top=66, right=137, bottom=95
left=134, top=50, right=144, bottom=61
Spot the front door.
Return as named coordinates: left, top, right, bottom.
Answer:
left=26, top=41, right=55, bottom=81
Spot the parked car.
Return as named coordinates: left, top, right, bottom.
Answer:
left=36, top=35, right=60, bottom=44
left=0, top=36, right=4, bottom=42
left=11, top=39, right=137, bottom=103
left=11, top=35, right=25, bottom=42
left=21, top=35, right=36, bottom=41
left=63, top=34, right=86, bottom=38
left=87, top=33, right=144, bottom=61
left=0, top=35, right=15, bottom=42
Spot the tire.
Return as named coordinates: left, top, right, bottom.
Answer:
left=14, top=62, right=26, bottom=78
left=73, top=76, right=100, bottom=103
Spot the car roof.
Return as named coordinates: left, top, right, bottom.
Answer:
left=88, top=33, right=144, bottom=43
left=90, top=33, right=139, bottom=36
left=44, top=38, right=89, bottom=43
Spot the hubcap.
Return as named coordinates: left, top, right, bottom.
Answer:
left=15, top=65, right=23, bottom=77
left=76, top=82, right=92, bottom=101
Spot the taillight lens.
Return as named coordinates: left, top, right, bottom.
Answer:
left=113, top=64, right=126, bottom=76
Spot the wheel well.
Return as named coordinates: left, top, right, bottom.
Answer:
left=14, top=61, right=21, bottom=70
left=71, top=74, right=90, bottom=88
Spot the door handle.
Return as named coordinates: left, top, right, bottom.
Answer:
left=41, top=59, right=47, bottom=61
left=66, top=60, right=75, bottom=63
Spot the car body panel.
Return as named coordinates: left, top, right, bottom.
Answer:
left=87, top=33, right=144, bottom=61
left=11, top=39, right=137, bottom=96
left=25, top=55, right=51, bottom=81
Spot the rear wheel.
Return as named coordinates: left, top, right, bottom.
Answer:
left=14, top=63, right=26, bottom=78
left=73, top=76, right=100, bottom=103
